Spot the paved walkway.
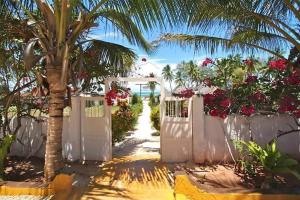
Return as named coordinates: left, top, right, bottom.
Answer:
left=80, top=100, right=176, bottom=200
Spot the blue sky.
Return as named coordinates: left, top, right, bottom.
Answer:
left=88, top=26, right=277, bottom=92
left=88, top=27, right=203, bottom=92
left=88, top=27, right=223, bottom=77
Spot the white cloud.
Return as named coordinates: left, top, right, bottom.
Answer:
left=132, top=56, right=176, bottom=77
left=127, top=56, right=177, bottom=92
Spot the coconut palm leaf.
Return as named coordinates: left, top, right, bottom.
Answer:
left=95, top=0, right=182, bottom=30
left=157, top=0, right=299, bottom=58
left=155, top=33, right=285, bottom=58
left=92, top=9, right=153, bottom=52
left=81, top=39, right=136, bottom=69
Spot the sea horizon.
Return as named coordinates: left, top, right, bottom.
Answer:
left=132, top=91, right=160, bottom=97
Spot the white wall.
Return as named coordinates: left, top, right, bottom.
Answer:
left=9, top=115, right=78, bottom=160
left=10, top=117, right=47, bottom=158
left=193, top=113, right=300, bottom=163
left=10, top=96, right=82, bottom=161
left=9, top=96, right=111, bottom=162
left=9, top=95, right=300, bottom=163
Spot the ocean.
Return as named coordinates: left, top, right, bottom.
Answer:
left=133, top=91, right=160, bottom=97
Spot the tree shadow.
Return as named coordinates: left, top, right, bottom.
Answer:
left=72, top=154, right=175, bottom=199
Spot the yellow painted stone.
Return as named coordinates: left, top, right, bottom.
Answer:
left=0, top=174, right=73, bottom=197
left=174, top=174, right=300, bottom=200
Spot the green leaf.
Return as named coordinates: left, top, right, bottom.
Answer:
left=283, top=158, right=298, bottom=167
left=271, top=141, right=276, bottom=152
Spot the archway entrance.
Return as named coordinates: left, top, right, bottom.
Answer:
left=104, top=77, right=165, bottom=159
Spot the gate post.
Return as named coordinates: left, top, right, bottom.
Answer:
left=105, top=79, right=112, bottom=160
left=192, top=95, right=205, bottom=163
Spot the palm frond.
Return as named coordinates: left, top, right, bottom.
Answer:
left=185, top=0, right=298, bottom=52
left=231, top=28, right=289, bottom=49
left=82, top=39, right=137, bottom=69
left=155, top=33, right=286, bottom=58
left=93, top=9, right=153, bottom=52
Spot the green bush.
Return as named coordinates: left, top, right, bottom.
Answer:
left=234, top=140, right=300, bottom=187
left=112, top=99, right=143, bottom=144
left=131, top=96, right=143, bottom=126
left=112, top=102, right=134, bottom=144
left=131, top=93, right=139, bottom=105
left=148, top=92, right=160, bottom=108
left=131, top=103, right=142, bottom=127
left=150, top=105, right=160, bottom=131
left=0, top=135, right=14, bottom=179
left=148, top=92, right=155, bottom=107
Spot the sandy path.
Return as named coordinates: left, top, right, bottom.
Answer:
left=80, top=100, right=176, bottom=200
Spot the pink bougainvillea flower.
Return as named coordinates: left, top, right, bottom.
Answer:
left=283, top=71, right=300, bottom=85
left=105, top=89, right=118, bottom=106
left=202, top=58, right=213, bottom=67
left=213, top=88, right=226, bottom=96
left=278, top=96, right=298, bottom=113
left=220, top=98, right=231, bottom=108
left=209, top=109, right=219, bottom=117
left=241, top=104, right=255, bottom=116
left=293, top=109, right=300, bottom=118
left=203, top=78, right=212, bottom=87
left=245, top=75, right=258, bottom=84
left=251, top=91, right=266, bottom=102
left=276, top=59, right=287, bottom=71
left=118, top=92, right=129, bottom=99
left=203, top=93, right=215, bottom=106
left=179, top=89, right=195, bottom=98
left=243, top=59, right=254, bottom=67
left=268, top=59, right=287, bottom=71
left=209, top=109, right=227, bottom=119
left=268, top=61, right=277, bottom=70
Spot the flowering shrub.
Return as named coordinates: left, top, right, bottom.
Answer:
left=204, top=89, right=230, bottom=119
left=202, top=58, right=213, bottom=66
left=243, top=59, right=254, bottom=68
left=150, top=105, right=160, bottom=131
left=105, top=88, right=129, bottom=106
left=178, top=89, right=195, bottom=98
left=268, top=59, right=287, bottom=71
left=112, top=94, right=143, bottom=144
left=202, top=56, right=300, bottom=119
left=240, top=105, right=255, bottom=116
left=112, top=102, right=134, bottom=143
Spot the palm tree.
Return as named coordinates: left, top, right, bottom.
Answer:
left=162, top=64, right=174, bottom=93
left=4, top=0, right=181, bottom=180
left=148, top=72, right=156, bottom=94
left=174, top=70, right=186, bottom=89
left=155, top=0, right=299, bottom=62
left=185, top=60, right=201, bottom=87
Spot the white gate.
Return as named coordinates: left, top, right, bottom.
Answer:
left=80, top=96, right=112, bottom=161
left=160, top=97, right=193, bottom=162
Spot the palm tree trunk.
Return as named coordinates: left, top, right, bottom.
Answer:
left=44, top=68, right=66, bottom=181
